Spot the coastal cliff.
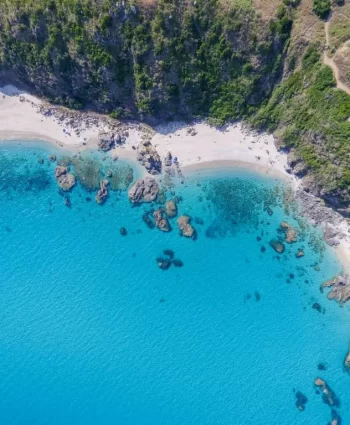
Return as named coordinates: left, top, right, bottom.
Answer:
left=1, top=0, right=350, bottom=213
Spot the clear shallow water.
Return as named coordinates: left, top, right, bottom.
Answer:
left=0, top=142, right=349, bottom=425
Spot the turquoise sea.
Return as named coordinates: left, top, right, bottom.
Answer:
left=0, top=141, right=349, bottom=425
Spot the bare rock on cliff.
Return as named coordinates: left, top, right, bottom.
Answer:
left=177, top=215, right=196, bottom=239
left=128, top=177, right=159, bottom=203
left=153, top=208, right=171, bottom=232
left=137, top=140, right=161, bottom=174
left=322, top=274, right=350, bottom=305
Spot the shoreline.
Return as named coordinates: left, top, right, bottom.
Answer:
left=0, top=83, right=349, bottom=274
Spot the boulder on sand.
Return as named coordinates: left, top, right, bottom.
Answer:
left=137, top=140, right=162, bottom=174
left=177, top=215, right=196, bottom=239
left=128, top=177, right=159, bottom=203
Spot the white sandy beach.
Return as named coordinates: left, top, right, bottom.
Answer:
left=0, top=83, right=349, bottom=273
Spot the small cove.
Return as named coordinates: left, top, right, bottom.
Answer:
left=0, top=141, right=349, bottom=424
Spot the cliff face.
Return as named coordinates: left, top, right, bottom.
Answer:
left=0, top=0, right=291, bottom=123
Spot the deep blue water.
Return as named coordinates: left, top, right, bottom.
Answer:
left=0, top=142, right=349, bottom=425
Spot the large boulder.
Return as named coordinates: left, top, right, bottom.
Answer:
left=314, top=378, right=339, bottom=407
left=269, top=239, right=285, bottom=253
left=95, top=180, right=109, bottom=204
left=344, top=346, right=350, bottom=372
left=322, top=274, right=350, bottom=305
left=137, top=140, right=161, bottom=174
left=177, top=215, right=196, bottom=239
left=128, top=177, right=159, bottom=203
left=55, top=166, right=76, bottom=191
left=97, top=131, right=123, bottom=151
left=280, top=221, right=297, bottom=243
left=165, top=199, right=177, bottom=218
left=153, top=208, right=171, bottom=232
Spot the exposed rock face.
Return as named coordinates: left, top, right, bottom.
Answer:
left=153, top=208, right=171, bottom=232
left=55, top=166, right=76, bottom=191
left=137, top=140, right=161, bottom=174
left=177, top=215, right=196, bottom=239
left=314, top=378, right=339, bottom=407
left=98, top=131, right=124, bottom=151
left=95, top=180, right=109, bottom=204
left=165, top=199, right=177, bottom=217
left=322, top=274, right=350, bottom=305
left=280, top=221, right=297, bottom=243
left=269, top=239, right=285, bottom=253
left=128, top=177, right=159, bottom=203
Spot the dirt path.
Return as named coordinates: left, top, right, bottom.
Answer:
left=323, top=13, right=350, bottom=96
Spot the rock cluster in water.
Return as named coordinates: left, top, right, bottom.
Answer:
left=153, top=208, right=171, bottom=232
left=156, top=249, right=183, bottom=270
left=165, top=199, right=177, bottom=218
left=269, top=239, right=285, bottom=253
left=128, top=177, right=159, bottom=203
left=314, top=378, right=339, bottom=407
left=55, top=166, right=76, bottom=191
left=295, top=391, right=308, bottom=411
left=177, top=215, right=196, bottom=239
left=137, top=140, right=161, bottom=174
left=321, top=274, right=350, bottom=305
left=280, top=221, right=298, bottom=243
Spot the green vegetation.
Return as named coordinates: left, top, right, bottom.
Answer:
left=1, top=0, right=350, bottom=208
left=312, top=0, right=331, bottom=19
left=0, top=0, right=293, bottom=122
left=251, top=44, right=350, bottom=202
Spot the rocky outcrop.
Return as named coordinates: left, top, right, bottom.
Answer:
left=153, top=208, right=171, bottom=232
left=164, top=151, right=172, bottom=167
left=137, top=140, right=161, bottom=174
left=98, top=131, right=124, bottom=151
left=295, top=391, right=308, bottom=411
left=314, top=378, right=339, bottom=407
left=280, top=221, right=297, bottom=243
left=344, top=346, right=350, bottom=372
left=165, top=199, right=177, bottom=218
left=321, top=274, right=350, bottom=305
left=128, top=177, right=159, bottom=203
left=55, top=166, right=76, bottom=191
left=269, top=239, right=285, bottom=253
left=156, top=257, right=172, bottom=270
left=296, top=249, right=304, bottom=258
left=95, top=180, right=109, bottom=204
left=177, top=215, right=196, bottom=239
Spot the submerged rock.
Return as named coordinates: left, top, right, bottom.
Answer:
left=321, top=274, right=350, bottom=305
left=295, top=391, right=308, bottom=411
left=156, top=257, right=172, bottom=270
left=314, top=378, right=339, bottom=407
left=165, top=199, right=177, bottom=218
left=344, top=346, right=350, bottom=372
left=120, top=227, right=127, bottom=236
left=329, top=409, right=341, bottom=425
left=269, top=239, right=285, bottom=253
left=172, top=259, right=184, bottom=267
left=296, top=248, right=305, bottom=258
left=177, top=215, right=196, bottom=239
left=137, top=140, right=161, bottom=174
left=95, top=180, right=109, bottom=204
left=153, top=208, right=171, bottom=232
left=142, top=212, right=155, bottom=229
left=128, top=177, right=159, bottom=203
left=163, top=249, right=174, bottom=259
